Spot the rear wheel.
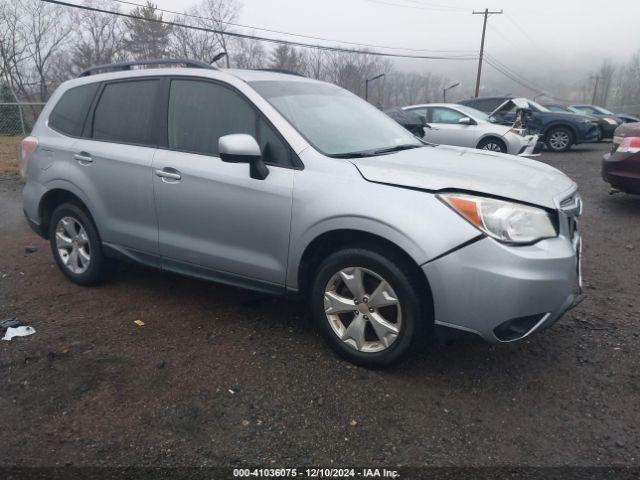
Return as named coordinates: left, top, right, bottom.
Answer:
left=477, top=137, right=507, bottom=153
left=49, top=203, right=107, bottom=286
left=310, top=247, right=428, bottom=368
left=546, top=126, right=573, bottom=152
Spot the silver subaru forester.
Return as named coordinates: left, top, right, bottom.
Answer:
left=21, top=60, right=583, bottom=367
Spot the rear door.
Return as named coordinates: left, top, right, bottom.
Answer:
left=152, top=78, right=294, bottom=289
left=71, top=78, right=161, bottom=256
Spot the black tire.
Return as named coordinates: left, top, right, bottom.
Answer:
left=310, top=247, right=429, bottom=368
left=545, top=126, right=574, bottom=152
left=49, top=203, right=107, bottom=286
left=477, top=137, right=507, bottom=153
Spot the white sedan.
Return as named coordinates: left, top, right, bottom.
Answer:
left=402, top=103, right=538, bottom=156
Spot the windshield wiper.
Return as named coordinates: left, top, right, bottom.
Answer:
left=328, top=144, right=423, bottom=159
left=327, top=151, right=374, bottom=159
left=372, top=144, right=422, bottom=155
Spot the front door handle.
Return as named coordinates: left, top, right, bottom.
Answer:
left=74, top=152, right=93, bottom=165
left=155, top=168, right=182, bottom=182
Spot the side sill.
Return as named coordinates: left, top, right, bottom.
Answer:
left=162, top=257, right=286, bottom=296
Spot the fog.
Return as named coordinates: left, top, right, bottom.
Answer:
left=152, top=0, right=640, bottom=100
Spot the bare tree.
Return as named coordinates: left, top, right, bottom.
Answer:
left=196, top=0, right=241, bottom=68
left=5, top=0, right=72, bottom=101
left=229, top=36, right=265, bottom=69
left=72, top=0, right=125, bottom=71
left=0, top=0, right=29, bottom=98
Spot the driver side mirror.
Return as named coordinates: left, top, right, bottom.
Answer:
left=458, top=116, right=475, bottom=126
left=219, top=134, right=269, bottom=180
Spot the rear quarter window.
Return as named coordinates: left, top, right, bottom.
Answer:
left=49, top=83, right=99, bottom=137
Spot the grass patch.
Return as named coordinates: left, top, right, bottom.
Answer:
left=0, top=135, right=22, bottom=175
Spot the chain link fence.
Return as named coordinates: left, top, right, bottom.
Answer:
left=0, top=102, right=46, bottom=136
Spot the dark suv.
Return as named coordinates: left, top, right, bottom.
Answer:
left=459, top=97, right=600, bottom=152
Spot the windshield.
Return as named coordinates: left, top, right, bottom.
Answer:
left=527, top=100, right=550, bottom=112
left=250, top=80, right=422, bottom=156
left=455, top=104, right=492, bottom=122
left=573, top=105, right=599, bottom=114
left=593, top=105, right=616, bottom=115
left=567, top=106, right=587, bottom=115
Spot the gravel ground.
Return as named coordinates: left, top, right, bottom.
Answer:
left=0, top=142, right=638, bottom=469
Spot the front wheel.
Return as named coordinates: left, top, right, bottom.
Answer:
left=477, top=137, right=507, bottom=153
left=545, top=127, right=573, bottom=152
left=310, top=247, right=428, bottom=368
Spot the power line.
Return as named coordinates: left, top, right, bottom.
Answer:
left=108, top=0, right=476, bottom=54
left=42, top=0, right=479, bottom=61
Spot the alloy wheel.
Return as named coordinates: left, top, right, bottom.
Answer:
left=55, top=216, right=91, bottom=274
left=323, top=267, right=402, bottom=353
left=549, top=130, right=570, bottom=150
left=481, top=142, right=504, bottom=152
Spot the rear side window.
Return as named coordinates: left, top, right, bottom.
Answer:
left=92, top=80, right=160, bottom=145
left=49, top=83, right=99, bottom=136
left=168, top=79, right=291, bottom=166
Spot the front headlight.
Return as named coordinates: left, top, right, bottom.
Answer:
left=438, top=193, right=557, bottom=244
left=603, top=117, right=618, bottom=125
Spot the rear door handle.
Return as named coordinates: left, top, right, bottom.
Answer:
left=155, top=168, right=182, bottom=182
left=74, top=152, right=93, bottom=165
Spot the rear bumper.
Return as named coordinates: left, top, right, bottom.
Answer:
left=602, top=152, right=640, bottom=194
left=423, top=234, right=581, bottom=343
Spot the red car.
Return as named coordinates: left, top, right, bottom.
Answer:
left=602, top=122, right=640, bottom=194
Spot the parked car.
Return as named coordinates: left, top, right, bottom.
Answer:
left=616, top=113, right=640, bottom=124
left=544, top=103, right=619, bottom=142
left=567, top=104, right=622, bottom=139
left=400, top=103, right=538, bottom=155
left=459, top=96, right=600, bottom=152
left=21, top=59, right=583, bottom=368
left=602, top=122, right=640, bottom=195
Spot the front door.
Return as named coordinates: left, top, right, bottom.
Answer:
left=152, top=78, right=294, bottom=289
left=424, top=106, right=478, bottom=148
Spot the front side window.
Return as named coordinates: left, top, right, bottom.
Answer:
left=429, top=107, right=465, bottom=124
left=49, top=83, right=99, bottom=137
left=168, top=80, right=255, bottom=157
left=92, top=79, right=160, bottom=145
left=167, top=79, right=291, bottom=166
left=250, top=80, right=422, bottom=156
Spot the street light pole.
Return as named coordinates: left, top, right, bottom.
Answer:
left=443, top=82, right=460, bottom=102
left=365, top=73, right=385, bottom=102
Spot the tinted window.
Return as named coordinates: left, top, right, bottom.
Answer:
left=49, top=83, right=99, bottom=136
left=430, top=107, right=465, bottom=124
left=168, top=80, right=256, bottom=157
left=258, top=117, right=290, bottom=166
left=92, top=80, right=159, bottom=145
left=466, top=98, right=504, bottom=113
left=406, top=108, right=427, bottom=124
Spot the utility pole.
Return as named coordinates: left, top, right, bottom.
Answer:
left=591, top=75, right=603, bottom=104
left=473, top=8, right=503, bottom=98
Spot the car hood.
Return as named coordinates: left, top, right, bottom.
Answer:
left=349, top=145, right=576, bottom=209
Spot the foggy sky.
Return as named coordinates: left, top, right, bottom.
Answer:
left=149, top=0, right=640, bottom=97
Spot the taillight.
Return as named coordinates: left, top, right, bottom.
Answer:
left=19, top=136, right=38, bottom=177
left=618, top=136, right=640, bottom=154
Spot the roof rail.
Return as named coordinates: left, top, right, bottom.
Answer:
left=78, top=58, right=216, bottom=77
left=256, top=68, right=306, bottom=77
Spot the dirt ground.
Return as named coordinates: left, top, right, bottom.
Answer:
left=0, top=142, right=638, bottom=470
left=0, top=136, right=22, bottom=175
